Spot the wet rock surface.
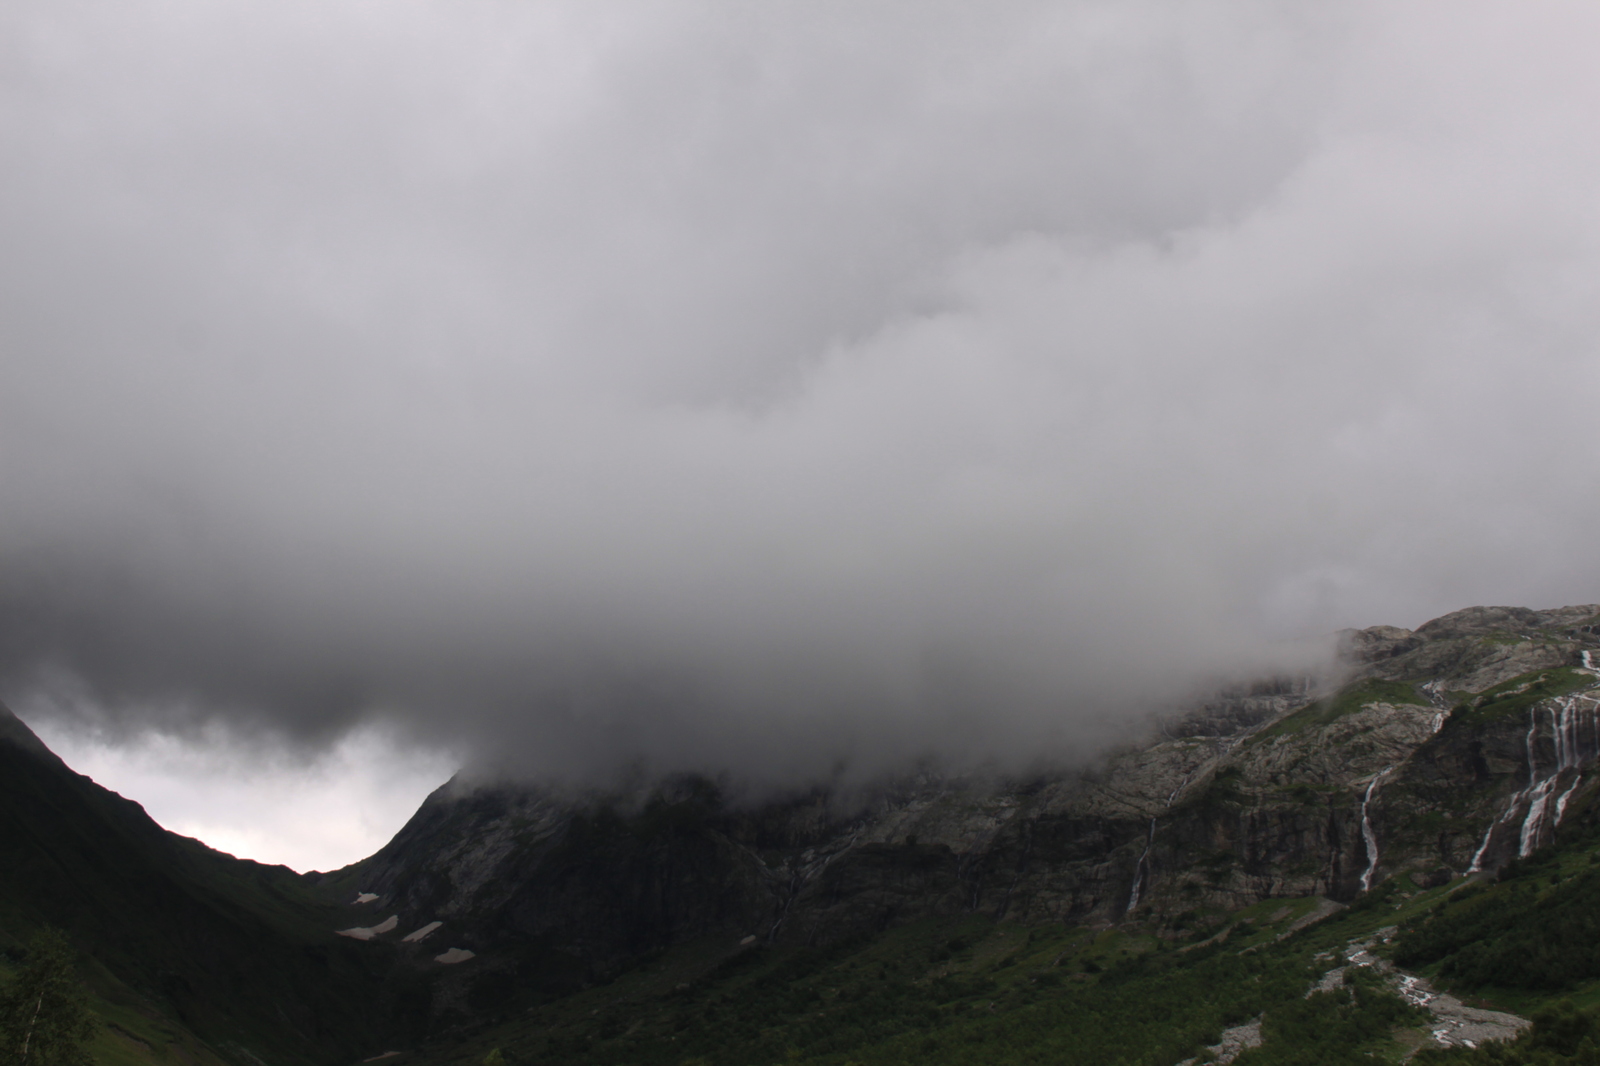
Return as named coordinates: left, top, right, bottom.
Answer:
left=1175, top=1016, right=1262, bottom=1066
left=1331, top=931, right=1529, bottom=1056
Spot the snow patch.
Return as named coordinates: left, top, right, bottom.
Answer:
left=402, top=921, right=442, bottom=943
left=354, top=892, right=379, bottom=904
left=337, top=915, right=399, bottom=940
left=435, top=947, right=476, bottom=964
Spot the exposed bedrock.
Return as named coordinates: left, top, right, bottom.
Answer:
left=339, top=603, right=1600, bottom=996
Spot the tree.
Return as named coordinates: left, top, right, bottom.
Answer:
left=0, top=929, right=96, bottom=1066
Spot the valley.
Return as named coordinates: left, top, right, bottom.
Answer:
left=10, top=603, right=1600, bottom=1064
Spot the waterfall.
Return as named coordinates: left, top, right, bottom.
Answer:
left=1516, top=773, right=1563, bottom=858
left=1467, top=709, right=1541, bottom=873
left=1358, top=768, right=1392, bottom=892
left=1423, top=679, right=1449, bottom=734
left=1466, top=816, right=1498, bottom=874
left=1125, top=782, right=1189, bottom=915
left=1125, top=818, right=1157, bottom=914
left=1552, top=693, right=1598, bottom=821
left=1468, top=694, right=1600, bottom=872
left=1526, top=706, right=1540, bottom=779
left=1526, top=694, right=1598, bottom=844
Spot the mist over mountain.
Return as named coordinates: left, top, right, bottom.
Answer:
left=4, top=1, right=1600, bottom=787
left=13, top=601, right=1600, bottom=1066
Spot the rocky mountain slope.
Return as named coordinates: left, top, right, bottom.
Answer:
left=328, top=603, right=1600, bottom=1040
left=10, top=601, right=1600, bottom=1064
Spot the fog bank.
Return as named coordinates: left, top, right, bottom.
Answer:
left=4, top=2, right=1600, bottom=786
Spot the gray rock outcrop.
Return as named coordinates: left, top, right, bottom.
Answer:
left=341, top=603, right=1600, bottom=1011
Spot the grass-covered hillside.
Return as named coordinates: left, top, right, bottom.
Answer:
left=374, top=782, right=1600, bottom=1066
left=17, top=823, right=1600, bottom=1066
left=0, top=702, right=400, bottom=1066
left=13, top=603, right=1600, bottom=1065
left=399, top=888, right=1434, bottom=1065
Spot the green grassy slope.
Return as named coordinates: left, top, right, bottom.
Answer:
left=389, top=894, right=1436, bottom=1065
left=369, top=787, right=1600, bottom=1066
left=1252, top=677, right=1431, bottom=742
left=0, top=703, right=401, bottom=1066
left=17, top=652, right=1600, bottom=1065
left=1394, top=782, right=1600, bottom=1004
left=1452, top=668, right=1595, bottom=728
left=0, top=948, right=233, bottom=1066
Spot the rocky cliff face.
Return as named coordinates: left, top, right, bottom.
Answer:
left=336, top=603, right=1600, bottom=1027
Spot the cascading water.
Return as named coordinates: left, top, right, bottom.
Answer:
left=1530, top=693, right=1599, bottom=839
left=1126, top=782, right=1188, bottom=914
left=1127, top=711, right=1316, bottom=913
left=1423, top=679, right=1449, bottom=733
left=1552, top=693, right=1599, bottom=821
left=1468, top=709, right=1542, bottom=873
left=1125, top=818, right=1157, bottom=914
left=1467, top=691, right=1600, bottom=873
left=1358, top=768, right=1392, bottom=893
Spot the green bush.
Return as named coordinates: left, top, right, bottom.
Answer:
left=0, top=929, right=97, bottom=1066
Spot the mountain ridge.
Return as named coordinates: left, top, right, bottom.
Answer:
left=0, top=698, right=403, bottom=1065
left=10, top=601, right=1600, bottom=1064
left=321, top=603, right=1600, bottom=1029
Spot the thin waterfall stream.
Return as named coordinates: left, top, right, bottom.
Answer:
left=1125, top=781, right=1189, bottom=915
left=1358, top=768, right=1393, bottom=892
left=1124, top=712, right=1305, bottom=916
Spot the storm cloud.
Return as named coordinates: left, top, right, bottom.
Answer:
left=5, top=1, right=1600, bottom=786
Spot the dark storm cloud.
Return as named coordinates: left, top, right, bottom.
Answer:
left=5, top=1, right=1600, bottom=784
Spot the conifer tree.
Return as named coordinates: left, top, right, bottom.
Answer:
left=0, top=929, right=96, bottom=1066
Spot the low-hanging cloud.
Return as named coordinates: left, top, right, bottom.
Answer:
left=4, top=0, right=1600, bottom=786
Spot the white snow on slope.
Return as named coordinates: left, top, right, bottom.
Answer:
left=402, top=922, right=442, bottom=943
left=337, top=915, right=399, bottom=940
